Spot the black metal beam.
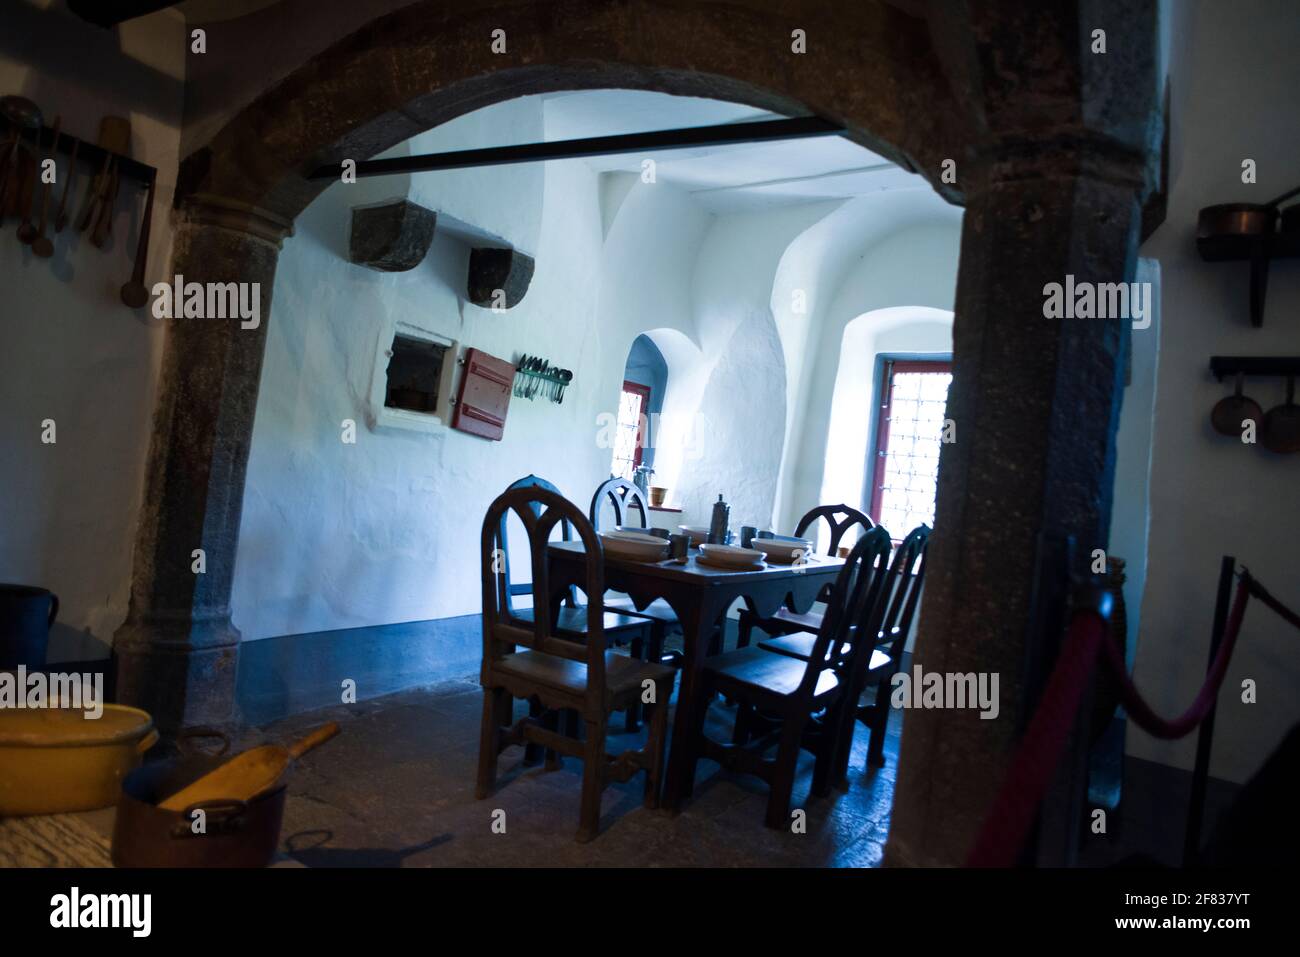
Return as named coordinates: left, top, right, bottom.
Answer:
left=307, top=116, right=845, bottom=181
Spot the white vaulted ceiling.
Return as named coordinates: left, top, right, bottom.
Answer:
left=538, top=90, right=931, bottom=213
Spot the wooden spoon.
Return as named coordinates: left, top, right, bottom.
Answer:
left=30, top=116, right=60, bottom=258
left=76, top=116, right=129, bottom=233
left=0, top=132, right=17, bottom=226
left=120, top=175, right=155, bottom=307
left=15, top=150, right=38, bottom=243
left=54, top=135, right=78, bottom=233
left=91, top=160, right=118, bottom=248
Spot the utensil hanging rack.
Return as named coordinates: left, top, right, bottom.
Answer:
left=1195, top=183, right=1300, bottom=327
left=512, top=353, right=573, bottom=403
left=1209, top=356, right=1300, bottom=381
left=0, top=115, right=156, bottom=188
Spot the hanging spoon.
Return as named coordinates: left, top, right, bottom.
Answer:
left=30, top=116, right=60, bottom=258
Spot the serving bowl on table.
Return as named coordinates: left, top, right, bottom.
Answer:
left=600, top=530, right=670, bottom=562
left=759, top=539, right=814, bottom=564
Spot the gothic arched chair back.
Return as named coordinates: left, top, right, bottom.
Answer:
left=477, top=483, right=676, bottom=842
left=481, top=484, right=606, bottom=681
left=794, top=503, right=875, bottom=556
left=685, top=527, right=893, bottom=829
left=589, top=476, right=650, bottom=530
left=499, top=474, right=574, bottom=613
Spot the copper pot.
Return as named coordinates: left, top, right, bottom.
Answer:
left=1210, top=373, right=1264, bottom=438
left=1196, top=202, right=1279, bottom=240
left=1261, top=377, right=1300, bottom=455
left=111, top=732, right=285, bottom=868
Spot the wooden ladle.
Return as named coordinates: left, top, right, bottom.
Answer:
left=1210, top=373, right=1263, bottom=438
left=1261, top=376, right=1300, bottom=454
left=30, top=116, right=60, bottom=258
left=120, top=174, right=155, bottom=308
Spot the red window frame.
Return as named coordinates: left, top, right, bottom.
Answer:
left=868, top=359, right=952, bottom=525
left=620, top=379, right=652, bottom=471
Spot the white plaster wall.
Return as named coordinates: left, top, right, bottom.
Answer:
left=819, top=309, right=953, bottom=532
left=0, top=5, right=185, bottom=662
left=1108, top=259, right=1161, bottom=673
left=784, top=222, right=962, bottom=533
left=231, top=150, right=608, bottom=639
left=1129, top=0, right=1300, bottom=783
left=665, top=205, right=837, bottom=532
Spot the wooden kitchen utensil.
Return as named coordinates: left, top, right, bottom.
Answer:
left=30, top=116, right=60, bottom=258
left=120, top=175, right=155, bottom=307
left=14, top=151, right=37, bottom=243
left=54, top=135, right=78, bottom=233
left=0, top=96, right=40, bottom=226
left=0, top=132, right=16, bottom=225
left=157, top=722, right=340, bottom=812
left=75, top=116, right=129, bottom=233
left=91, top=160, right=118, bottom=247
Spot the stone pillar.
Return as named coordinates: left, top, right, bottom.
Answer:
left=114, top=195, right=293, bottom=734
left=884, top=139, right=1148, bottom=866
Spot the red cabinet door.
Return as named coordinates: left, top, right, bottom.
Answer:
left=450, top=347, right=514, bottom=441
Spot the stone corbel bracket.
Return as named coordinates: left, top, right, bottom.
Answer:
left=350, top=200, right=437, bottom=271
left=467, top=247, right=535, bottom=309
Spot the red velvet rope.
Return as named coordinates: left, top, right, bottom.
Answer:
left=1106, top=576, right=1250, bottom=739
left=966, top=577, right=1253, bottom=868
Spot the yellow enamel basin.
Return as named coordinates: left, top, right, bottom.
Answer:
left=0, top=705, right=159, bottom=816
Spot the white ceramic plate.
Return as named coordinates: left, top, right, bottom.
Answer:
left=600, top=531, right=669, bottom=562
left=760, top=539, right=814, bottom=564
left=697, top=543, right=767, bottom=568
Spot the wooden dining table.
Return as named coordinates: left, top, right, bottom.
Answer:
left=547, top=540, right=845, bottom=812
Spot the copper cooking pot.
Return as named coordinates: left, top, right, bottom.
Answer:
left=111, top=730, right=286, bottom=868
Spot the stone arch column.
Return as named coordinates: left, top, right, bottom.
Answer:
left=109, top=0, right=1161, bottom=866
left=113, top=197, right=292, bottom=732
left=885, top=0, right=1162, bottom=864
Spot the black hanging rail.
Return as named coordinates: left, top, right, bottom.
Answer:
left=307, top=116, right=846, bottom=181
left=0, top=117, right=156, bottom=187
left=1209, top=356, right=1300, bottom=381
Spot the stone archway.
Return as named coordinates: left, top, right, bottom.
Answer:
left=115, top=0, right=1161, bottom=867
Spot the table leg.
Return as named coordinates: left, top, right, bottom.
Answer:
left=662, top=596, right=722, bottom=812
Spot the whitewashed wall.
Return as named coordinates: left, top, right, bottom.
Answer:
left=0, top=6, right=184, bottom=662
left=1130, top=0, right=1300, bottom=783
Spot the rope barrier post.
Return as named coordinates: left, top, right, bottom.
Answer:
left=1183, top=554, right=1234, bottom=866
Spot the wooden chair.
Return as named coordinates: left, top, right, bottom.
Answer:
left=589, top=476, right=681, bottom=668
left=681, top=527, right=893, bottom=829
left=735, top=503, right=875, bottom=649
left=502, top=476, right=652, bottom=642
left=502, top=474, right=654, bottom=734
left=760, top=524, right=931, bottom=776
left=476, top=485, right=676, bottom=842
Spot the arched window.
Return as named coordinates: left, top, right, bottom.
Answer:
left=609, top=335, right=668, bottom=480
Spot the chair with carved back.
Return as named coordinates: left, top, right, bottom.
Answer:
left=477, top=485, right=676, bottom=842
left=589, top=476, right=682, bottom=668
left=502, top=476, right=652, bottom=642
left=681, top=527, right=893, bottom=828
left=502, top=475, right=654, bottom=735
left=759, top=524, right=931, bottom=777
left=735, top=503, right=875, bottom=649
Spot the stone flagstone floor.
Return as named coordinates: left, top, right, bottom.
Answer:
left=239, top=675, right=900, bottom=867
